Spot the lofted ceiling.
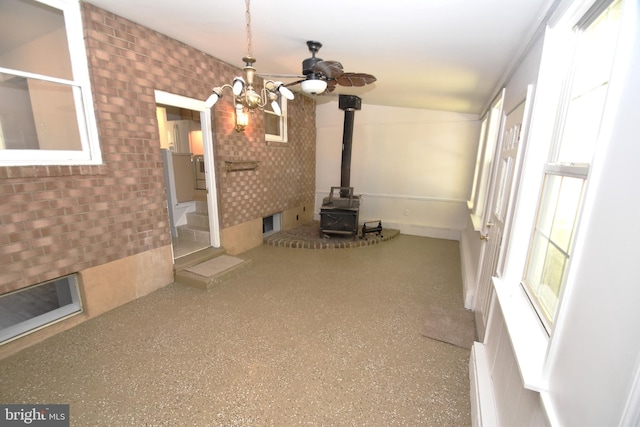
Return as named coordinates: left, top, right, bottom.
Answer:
left=86, top=0, right=555, bottom=114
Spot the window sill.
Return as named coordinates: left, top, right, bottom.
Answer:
left=492, top=276, right=549, bottom=392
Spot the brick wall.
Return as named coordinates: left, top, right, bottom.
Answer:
left=0, top=3, right=316, bottom=295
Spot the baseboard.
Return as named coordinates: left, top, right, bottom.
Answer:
left=383, top=221, right=461, bottom=241
left=470, top=342, right=498, bottom=427
left=310, top=217, right=461, bottom=241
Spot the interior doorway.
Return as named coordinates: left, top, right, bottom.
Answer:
left=154, top=91, right=221, bottom=260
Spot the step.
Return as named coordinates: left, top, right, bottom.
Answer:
left=177, top=224, right=210, bottom=243
left=173, top=246, right=226, bottom=273
left=175, top=255, right=253, bottom=290
left=195, top=200, right=208, bottom=214
left=186, top=211, right=210, bottom=229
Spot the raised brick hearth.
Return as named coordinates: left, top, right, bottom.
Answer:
left=263, top=221, right=399, bottom=249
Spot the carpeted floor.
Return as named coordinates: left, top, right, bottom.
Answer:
left=0, top=235, right=472, bottom=426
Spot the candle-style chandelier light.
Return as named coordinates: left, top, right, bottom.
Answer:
left=205, top=0, right=294, bottom=131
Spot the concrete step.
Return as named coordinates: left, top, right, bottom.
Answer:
left=173, top=246, right=226, bottom=273
left=195, top=200, right=208, bottom=214
left=175, top=255, right=252, bottom=290
left=186, top=211, right=210, bottom=229
left=177, top=224, right=210, bottom=243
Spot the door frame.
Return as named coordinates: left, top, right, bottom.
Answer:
left=154, top=90, right=221, bottom=248
left=474, top=85, right=535, bottom=340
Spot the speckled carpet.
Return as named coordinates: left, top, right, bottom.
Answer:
left=0, top=235, right=472, bottom=426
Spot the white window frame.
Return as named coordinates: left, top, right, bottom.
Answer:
left=522, top=0, right=620, bottom=333
left=469, top=92, right=504, bottom=230
left=265, top=97, right=288, bottom=143
left=0, top=274, right=82, bottom=344
left=492, top=0, right=625, bottom=392
left=0, top=0, right=101, bottom=166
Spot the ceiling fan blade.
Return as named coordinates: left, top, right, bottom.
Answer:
left=312, top=60, right=344, bottom=79
left=259, top=73, right=305, bottom=79
left=324, top=79, right=338, bottom=93
left=284, top=79, right=305, bottom=88
left=335, top=72, right=377, bottom=87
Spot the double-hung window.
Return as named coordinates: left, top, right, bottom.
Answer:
left=0, top=0, right=100, bottom=166
left=469, top=95, right=503, bottom=227
left=265, top=96, right=288, bottom=143
left=523, top=0, right=622, bottom=331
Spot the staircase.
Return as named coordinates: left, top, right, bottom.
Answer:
left=173, top=200, right=252, bottom=289
left=176, top=200, right=210, bottom=244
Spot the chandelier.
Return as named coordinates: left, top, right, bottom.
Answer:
left=205, top=0, right=294, bottom=131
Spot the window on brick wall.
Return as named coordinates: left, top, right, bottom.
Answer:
left=0, top=0, right=101, bottom=166
left=0, top=275, right=82, bottom=344
left=265, top=97, right=288, bottom=143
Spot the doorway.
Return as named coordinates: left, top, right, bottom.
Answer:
left=154, top=91, right=221, bottom=260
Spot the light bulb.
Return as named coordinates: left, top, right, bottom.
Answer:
left=205, top=92, right=219, bottom=108
left=271, top=99, right=282, bottom=116
left=277, top=83, right=294, bottom=100
left=232, top=77, right=245, bottom=96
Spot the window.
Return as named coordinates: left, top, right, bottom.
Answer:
left=0, top=0, right=100, bottom=166
left=265, top=96, right=288, bottom=142
left=523, top=0, right=622, bottom=331
left=470, top=94, right=504, bottom=228
left=0, top=275, right=82, bottom=343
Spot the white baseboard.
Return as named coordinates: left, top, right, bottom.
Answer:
left=470, top=342, right=498, bottom=427
left=383, top=221, right=461, bottom=241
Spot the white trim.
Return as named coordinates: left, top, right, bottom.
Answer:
left=315, top=190, right=466, bottom=205
left=265, top=97, right=288, bottom=142
left=0, top=0, right=101, bottom=167
left=619, top=363, right=640, bottom=427
left=154, top=90, right=221, bottom=248
left=460, top=231, right=477, bottom=309
left=155, top=91, right=207, bottom=111
left=469, top=342, right=498, bottom=427
left=0, top=276, right=82, bottom=345
left=493, top=277, right=549, bottom=391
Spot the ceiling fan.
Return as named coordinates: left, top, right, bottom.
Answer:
left=269, top=41, right=377, bottom=95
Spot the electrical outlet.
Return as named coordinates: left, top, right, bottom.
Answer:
left=404, top=209, right=409, bottom=216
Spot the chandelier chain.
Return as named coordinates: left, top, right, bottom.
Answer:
left=245, top=0, right=252, bottom=58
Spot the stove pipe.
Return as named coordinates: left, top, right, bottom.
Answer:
left=338, top=95, right=362, bottom=196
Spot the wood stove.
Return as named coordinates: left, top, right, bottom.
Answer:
left=320, top=187, right=360, bottom=239
left=319, top=95, right=364, bottom=240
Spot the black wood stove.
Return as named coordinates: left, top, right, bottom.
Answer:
left=319, top=95, right=363, bottom=239
left=320, top=187, right=360, bottom=239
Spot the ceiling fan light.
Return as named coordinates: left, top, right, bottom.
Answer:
left=300, top=78, right=327, bottom=95
left=232, top=77, right=245, bottom=96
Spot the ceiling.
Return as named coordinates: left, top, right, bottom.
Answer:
left=86, top=0, right=555, bottom=114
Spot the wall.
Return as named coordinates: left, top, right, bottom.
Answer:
left=467, top=1, right=640, bottom=425
left=0, top=2, right=315, bottom=357
left=315, top=101, right=479, bottom=240
left=543, top=2, right=640, bottom=423
left=463, top=26, right=548, bottom=427
left=216, top=93, right=317, bottom=249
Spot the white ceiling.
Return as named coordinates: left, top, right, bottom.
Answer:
left=86, top=0, right=555, bottom=114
